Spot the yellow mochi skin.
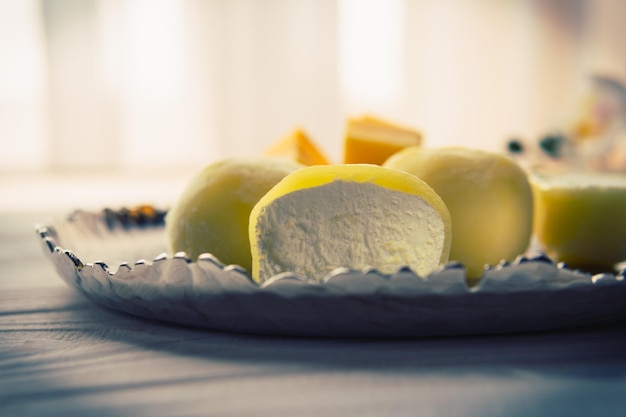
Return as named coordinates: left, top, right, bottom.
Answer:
left=165, top=157, right=303, bottom=271
left=384, top=147, right=533, bottom=280
left=249, top=164, right=452, bottom=283
left=531, top=172, right=626, bottom=272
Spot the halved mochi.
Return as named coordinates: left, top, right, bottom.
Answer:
left=531, top=171, right=626, bottom=272
left=249, top=164, right=451, bottom=283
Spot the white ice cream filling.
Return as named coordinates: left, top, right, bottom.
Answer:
left=254, top=180, right=446, bottom=281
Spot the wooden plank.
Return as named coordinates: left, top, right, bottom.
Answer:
left=2, top=212, right=626, bottom=416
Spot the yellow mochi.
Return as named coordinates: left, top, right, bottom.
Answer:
left=531, top=172, right=626, bottom=272
left=166, top=157, right=303, bottom=271
left=384, top=146, right=533, bottom=280
left=249, top=164, right=452, bottom=283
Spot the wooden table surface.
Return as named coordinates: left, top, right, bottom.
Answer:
left=2, top=210, right=626, bottom=417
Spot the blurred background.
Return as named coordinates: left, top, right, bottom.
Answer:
left=1, top=0, right=626, bottom=211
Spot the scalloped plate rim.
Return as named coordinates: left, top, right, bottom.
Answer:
left=34, top=207, right=626, bottom=338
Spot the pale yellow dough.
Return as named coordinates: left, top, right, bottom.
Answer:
left=249, top=164, right=452, bottom=283
left=166, top=157, right=303, bottom=271
left=384, top=147, right=533, bottom=279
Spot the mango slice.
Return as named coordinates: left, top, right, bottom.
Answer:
left=384, top=147, right=533, bottom=280
left=531, top=172, right=626, bottom=272
left=249, top=164, right=452, bottom=283
left=165, top=157, right=303, bottom=271
left=264, top=129, right=330, bottom=165
left=343, top=115, right=422, bottom=165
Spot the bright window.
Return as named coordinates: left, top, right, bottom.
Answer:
left=1, top=0, right=625, bottom=179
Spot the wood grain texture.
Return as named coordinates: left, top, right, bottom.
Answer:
left=2, top=211, right=626, bottom=416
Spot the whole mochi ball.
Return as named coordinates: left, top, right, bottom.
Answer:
left=166, top=157, right=304, bottom=271
left=384, top=146, right=533, bottom=280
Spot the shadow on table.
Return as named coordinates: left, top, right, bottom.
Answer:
left=4, top=287, right=626, bottom=417
left=66, top=288, right=626, bottom=380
